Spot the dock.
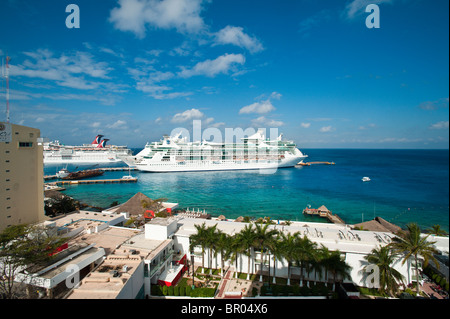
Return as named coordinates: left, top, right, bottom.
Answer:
left=44, top=167, right=137, bottom=180
left=302, top=205, right=345, bottom=224
left=98, top=167, right=138, bottom=172
left=46, top=178, right=138, bottom=186
left=296, top=161, right=335, bottom=166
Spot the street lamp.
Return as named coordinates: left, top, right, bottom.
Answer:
left=191, top=253, right=195, bottom=289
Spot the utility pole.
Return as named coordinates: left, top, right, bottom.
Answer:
left=2, top=56, right=11, bottom=123
left=5, top=56, right=10, bottom=123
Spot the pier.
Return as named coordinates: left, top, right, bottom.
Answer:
left=303, top=205, right=345, bottom=224
left=296, top=161, right=335, bottom=166
left=46, top=178, right=138, bottom=186
left=44, top=167, right=137, bottom=180
left=98, top=167, right=137, bottom=172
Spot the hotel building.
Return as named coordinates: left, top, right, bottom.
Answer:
left=0, top=122, right=46, bottom=231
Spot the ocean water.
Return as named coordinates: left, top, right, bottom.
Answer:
left=45, top=149, right=449, bottom=231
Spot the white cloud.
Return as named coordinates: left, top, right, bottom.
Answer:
left=107, top=120, right=128, bottom=129
left=131, top=68, right=192, bottom=99
left=214, top=25, right=264, bottom=53
left=10, top=49, right=112, bottom=90
left=301, top=122, right=311, bottom=128
left=178, top=53, right=245, bottom=78
left=171, top=108, right=204, bottom=123
left=419, top=98, right=449, bottom=110
left=239, top=91, right=281, bottom=115
left=252, top=116, right=284, bottom=127
left=299, top=10, right=331, bottom=36
left=239, top=99, right=275, bottom=115
left=320, top=126, right=334, bottom=133
left=343, top=0, right=393, bottom=20
left=359, top=123, right=376, bottom=130
left=429, top=121, right=449, bottom=130
left=109, top=0, right=207, bottom=38
left=270, top=92, right=282, bottom=100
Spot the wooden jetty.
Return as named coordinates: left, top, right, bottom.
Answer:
left=296, top=161, right=335, bottom=166
left=46, top=177, right=138, bottom=186
left=44, top=167, right=137, bottom=180
left=302, top=205, right=345, bottom=224
left=98, top=167, right=138, bottom=172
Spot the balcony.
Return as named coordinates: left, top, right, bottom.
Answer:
left=149, top=248, right=174, bottom=277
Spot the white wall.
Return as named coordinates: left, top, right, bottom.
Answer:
left=116, top=261, right=145, bottom=299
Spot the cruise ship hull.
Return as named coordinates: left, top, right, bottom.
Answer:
left=135, top=156, right=306, bottom=173
left=44, top=157, right=124, bottom=165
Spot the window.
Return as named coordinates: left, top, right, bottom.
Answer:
left=19, top=142, right=33, bottom=148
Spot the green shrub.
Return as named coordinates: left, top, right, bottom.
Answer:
left=162, top=286, right=168, bottom=296
left=168, top=286, right=174, bottom=296
left=260, top=285, right=267, bottom=296
left=281, top=285, right=290, bottom=295
left=190, top=287, right=216, bottom=298
left=299, top=286, right=310, bottom=296
left=174, top=286, right=179, bottom=296
left=185, top=285, right=192, bottom=296
left=405, top=288, right=415, bottom=296
left=272, top=285, right=280, bottom=296
left=435, top=275, right=442, bottom=285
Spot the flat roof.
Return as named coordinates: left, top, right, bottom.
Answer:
left=120, top=233, right=172, bottom=260
left=175, top=217, right=400, bottom=255
left=67, top=253, right=142, bottom=299
left=77, top=226, right=142, bottom=255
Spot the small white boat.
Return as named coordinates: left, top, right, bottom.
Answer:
left=121, top=175, right=136, bottom=180
left=362, top=177, right=371, bottom=182
left=56, top=168, right=70, bottom=179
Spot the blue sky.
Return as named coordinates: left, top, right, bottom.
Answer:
left=0, top=0, right=448, bottom=148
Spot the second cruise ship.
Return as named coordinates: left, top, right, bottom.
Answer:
left=124, top=129, right=307, bottom=173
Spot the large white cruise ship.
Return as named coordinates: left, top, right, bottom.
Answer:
left=124, top=129, right=307, bottom=173
left=43, top=135, right=132, bottom=165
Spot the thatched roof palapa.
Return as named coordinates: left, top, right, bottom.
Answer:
left=353, top=216, right=402, bottom=234
left=317, top=205, right=330, bottom=212
left=117, top=192, right=153, bottom=216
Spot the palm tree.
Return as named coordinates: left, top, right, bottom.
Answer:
left=253, top=223, right=278, bottom=282
left=141, top=197, right=168, bottom=214
left=214, top=231, right=231, bottom=277
left=237, top=224, right=256, bottom=280
left=228, top=234, right=244, bottom=279
left=268, top=232, right=283, bottom=284
left=389, top=223, right=439, bottom=296
left=363, top=245, right=405, bottom=296
left=189, top=223, right=208, bottom=270
left=205, top=224, right=218, bottom=273
left=426, top=224, right=448, bottom=237
left=316, top=245, right=332, bottom=285
left=326, top=250, right=351, bottom=291
left=279, top=231, right=300, bottom=285
left=295, top=235, right=318, bottom=287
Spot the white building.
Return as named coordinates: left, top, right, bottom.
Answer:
left=173, top=218, right=449, bottom=288
left=11, top=212, right=447, bottom=299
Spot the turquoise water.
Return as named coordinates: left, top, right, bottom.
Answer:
left=45, top=149, right=449, bottom=231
